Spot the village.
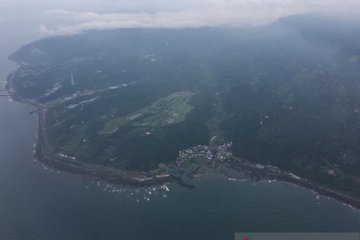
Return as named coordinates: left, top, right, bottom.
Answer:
left=161, top=138, right=287, bottom=188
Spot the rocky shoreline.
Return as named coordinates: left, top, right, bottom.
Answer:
left=221, top=162, right=360, bottom=210
left=5, top=72, right=175, bottom=187
left=35, top=108, right=175, bottom=187
left=5, top=71, right=360, bottom=210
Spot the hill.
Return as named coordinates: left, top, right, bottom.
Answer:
left=8, top=13, right=360, bottom=198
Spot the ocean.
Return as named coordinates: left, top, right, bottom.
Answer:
left=0, top=91, right=359, bottom=240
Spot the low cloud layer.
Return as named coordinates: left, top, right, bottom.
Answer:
left=36, top=0, right=360, bottom=35
left=0, top=0, right=358, bottom=74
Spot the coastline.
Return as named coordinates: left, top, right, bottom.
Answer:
left=220, top=162, right=360, bottom=210
left=5, top=69, right=360, bottom=210
left=5, top=72, right=175, bottom=187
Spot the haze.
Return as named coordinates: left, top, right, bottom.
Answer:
left=0, top=0, right=359, bottom=73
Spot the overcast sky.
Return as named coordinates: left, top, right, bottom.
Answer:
left=0, top=0, right=359, bottom=74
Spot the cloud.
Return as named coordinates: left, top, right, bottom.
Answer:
left=38, top=24, right=56, bottom=35
left=38, top=0, right=360, bottom=35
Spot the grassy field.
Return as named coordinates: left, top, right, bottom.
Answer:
left=102, top=91, right=194, bottom=134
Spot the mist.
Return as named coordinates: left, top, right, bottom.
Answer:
left=0, top=0, right=359, bottom=74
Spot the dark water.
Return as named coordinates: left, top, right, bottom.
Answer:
left=0, top=91, right=359, bottom=240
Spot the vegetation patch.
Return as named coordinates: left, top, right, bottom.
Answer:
left=102, top=91, right=194, bottom=134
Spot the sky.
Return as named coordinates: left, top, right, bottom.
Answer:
left=0, top=0, right=359, bottom=74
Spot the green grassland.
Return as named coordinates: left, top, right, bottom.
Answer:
left=102, top=91, right=194, bottom=134
left=43, top=87, right=211, bottom=171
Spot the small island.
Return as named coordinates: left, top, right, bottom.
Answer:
left=6, top=14, right=360, bottom=209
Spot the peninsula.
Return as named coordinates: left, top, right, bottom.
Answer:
left=7, top=14, right=360, bottom=209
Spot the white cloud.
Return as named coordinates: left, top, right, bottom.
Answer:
left=38, top=24, right=56, bottom=35
left=37, top=0, right=360, bottom=35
